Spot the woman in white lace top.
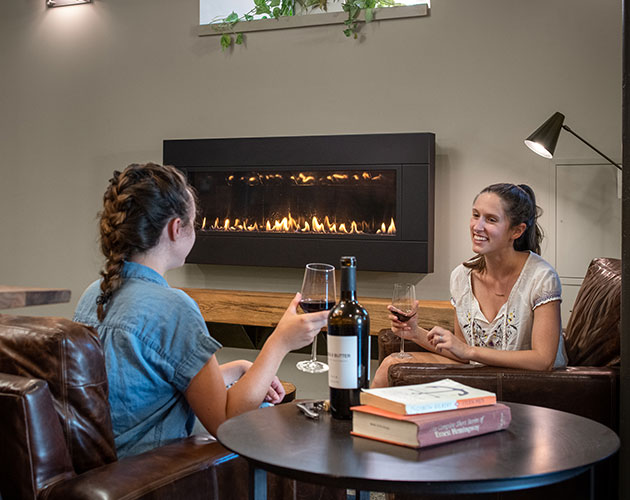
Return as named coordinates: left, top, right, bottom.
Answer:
left=372, top=183, right=566, bottom=388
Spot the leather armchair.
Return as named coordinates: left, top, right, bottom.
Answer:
left=0, top=314, right=249, bottom=500
left=377, top=257, right=621, bottom=499
left=378, top=257, right=621, bottom=430
left=0, top=314, right=345, bottom=500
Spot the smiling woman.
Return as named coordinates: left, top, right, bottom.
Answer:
left=372, top=183, right=567, bottom=388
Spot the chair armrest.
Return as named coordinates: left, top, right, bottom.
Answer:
left=388, top=363, right=620, bottom=431
left=0, top=373, right=75, bottom=499
left=45, top=435, right=248, bottom=500
left=377, top=328, right=426, bottom=363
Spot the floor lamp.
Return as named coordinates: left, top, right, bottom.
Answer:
left=524, top=111, right=622, bottom=170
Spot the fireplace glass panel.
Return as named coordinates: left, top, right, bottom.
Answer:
left=190, top=168, right=397, bottom=238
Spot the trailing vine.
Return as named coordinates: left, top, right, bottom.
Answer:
left=212, top=0, right=400, bottom=50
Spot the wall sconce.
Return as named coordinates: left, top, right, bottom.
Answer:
left=46, top=0, right=91, bottom=7
left=524, top=111, right=622, bottom=171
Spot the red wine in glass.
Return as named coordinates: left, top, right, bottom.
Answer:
left=299, top=299, right=336, bottom=313
left=392, top=283, right=416, bottom=359
left=296, top=263, right=337, bottom=374
left=392, top=310, right=417, bottom=322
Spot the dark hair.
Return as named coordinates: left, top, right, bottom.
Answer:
left=464, top=183, right=543, bottom=272
left=96, top=163, right=195, bottom=321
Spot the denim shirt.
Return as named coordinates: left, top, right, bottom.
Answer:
left=73, top=261, right=221, bottom=458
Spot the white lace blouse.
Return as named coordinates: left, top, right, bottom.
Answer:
left=450, top=251, right=567, bottom=368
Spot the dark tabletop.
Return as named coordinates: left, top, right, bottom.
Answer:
left=217, top=401, right=620, bottom=495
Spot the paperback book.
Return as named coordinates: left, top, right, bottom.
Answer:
left=351, top=403, right=512, bottom=449
left=359, top=378, right=496, bottom=415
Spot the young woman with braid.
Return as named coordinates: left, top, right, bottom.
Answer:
left=74, top=163, right=328, bottom=457
left=372, top=183, right=567, bottom=388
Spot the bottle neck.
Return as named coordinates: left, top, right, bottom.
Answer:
left=341, top=266, right=357, bottom=301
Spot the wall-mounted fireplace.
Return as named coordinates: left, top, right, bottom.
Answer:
left=163, top=133, right=434, bottom=273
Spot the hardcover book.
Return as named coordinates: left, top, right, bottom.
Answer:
left=351, top=403, right=511, bottom=448
left=359, top=378, right=496, bottom=415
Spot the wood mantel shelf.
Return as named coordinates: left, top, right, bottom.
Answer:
left=181, top=288, right=454, bottom=335
left=0, top=286, right=71, bottom=309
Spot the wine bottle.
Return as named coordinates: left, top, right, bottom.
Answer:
left=327, top=256, right=370, bottom=419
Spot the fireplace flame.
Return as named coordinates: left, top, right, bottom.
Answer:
left=224, top=171, right=386, bottom=187
left=202, top=213, right=396, bottom=235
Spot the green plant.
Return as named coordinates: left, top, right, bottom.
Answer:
left=213, top=0, right=401, bottom=49
left=339, top=0, right=397, bottom=38
left=213, top=0, right=294, bottom=50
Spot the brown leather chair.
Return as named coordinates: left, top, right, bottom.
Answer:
left=0, top=314, right=250, bottom=500
left=0, top=314, right=345, bottom=500
left=377, top=257, right=621, bottom=500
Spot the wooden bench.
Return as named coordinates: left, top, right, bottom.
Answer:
left=0, top=286, right=71, bottom=309
left=181, top=288, right=454, bottom=335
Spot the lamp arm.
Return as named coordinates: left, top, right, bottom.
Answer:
left=562, top=124, right=623, bottom=170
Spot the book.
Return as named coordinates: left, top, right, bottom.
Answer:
left=351, top=403, right=511, bottom=449
left=359, top=378, right=496, bottom=415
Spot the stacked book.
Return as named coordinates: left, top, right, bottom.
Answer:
left=351, top=378, right=511, bottom=449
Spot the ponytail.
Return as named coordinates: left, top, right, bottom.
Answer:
left=512, top=184, right=543, bottom=255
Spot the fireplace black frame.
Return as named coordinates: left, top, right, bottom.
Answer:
left=163, top=133, right=435, bottom=273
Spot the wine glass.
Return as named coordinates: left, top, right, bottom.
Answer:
left=391, top=283, right=417, bottom=359
left=296, top=263, right=336, bottom=374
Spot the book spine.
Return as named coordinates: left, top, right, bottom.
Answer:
left=417, top=406, right=511, bottom=447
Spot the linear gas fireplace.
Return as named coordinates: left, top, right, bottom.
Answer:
left=163, top=133, right=434, bottom=272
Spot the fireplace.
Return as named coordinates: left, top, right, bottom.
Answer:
left=163, top=133, right=434, bottom=272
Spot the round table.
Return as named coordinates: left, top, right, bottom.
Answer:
left=217, top=401, right=619, bottom=499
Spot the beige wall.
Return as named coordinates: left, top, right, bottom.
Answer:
left=0, top=0, right=621, bottom=319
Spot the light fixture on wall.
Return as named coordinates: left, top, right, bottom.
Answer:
left=46, top=0, right=91, bottom=7
left=524, top=112, right=622, bottom=171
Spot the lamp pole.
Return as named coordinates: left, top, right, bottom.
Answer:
left=562, top=124, right=623, bottom=170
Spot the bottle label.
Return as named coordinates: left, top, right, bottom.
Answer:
left=327, top=336, right=358, bottom=389
left=367, top=339, right=371, bottom=383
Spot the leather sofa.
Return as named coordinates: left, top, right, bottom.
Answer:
left=0, top=314, right=344, bottom=500
left=377, top=257, right=621, bottom=499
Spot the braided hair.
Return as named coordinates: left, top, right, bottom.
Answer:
left=464, top=183, right=543, bottom=272
left=96, top=163, right=194, bottom=321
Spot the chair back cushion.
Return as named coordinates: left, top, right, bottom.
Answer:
left=564, top=258, right=621, bottom=366
left=0, top=374, right=75, bottom=498
left=0, top=315, right=117, bottom=473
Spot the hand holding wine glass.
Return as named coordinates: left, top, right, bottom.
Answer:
left=391, top=283, right=417, bottom=359
left=296, top=263, right=337, bottom=374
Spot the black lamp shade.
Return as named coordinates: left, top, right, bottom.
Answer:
left=524, top=112, right=565, bottom=159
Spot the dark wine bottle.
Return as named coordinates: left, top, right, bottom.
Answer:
left=327, top=256, right=370, bottom=420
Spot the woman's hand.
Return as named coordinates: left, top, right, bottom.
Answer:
left=270, top=293, right=329, bottom=353
left=427, top=326, right=473, bottom=360
left=263, top=376, right=286, bottom=404
left=387, top=302, right=420, bottom=344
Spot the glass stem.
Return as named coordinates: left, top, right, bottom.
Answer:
left=310, top=333, right=319, bottom=362
left=400, top=335, right=405, bottom=354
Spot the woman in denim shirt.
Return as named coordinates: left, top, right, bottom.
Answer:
left=74, top=163, right=328, bottom=457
